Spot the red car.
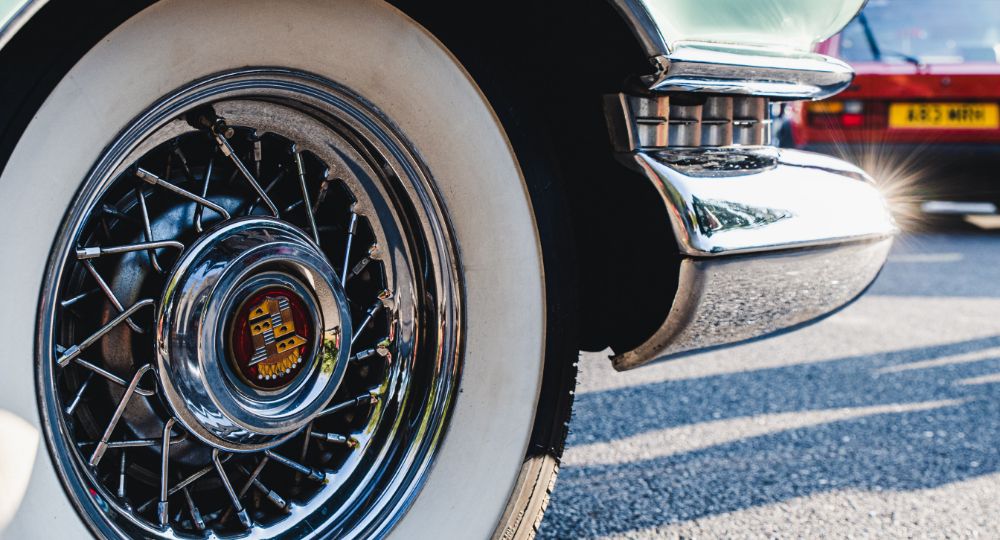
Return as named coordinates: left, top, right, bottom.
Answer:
left=788, top=0, right=1000, bottom=203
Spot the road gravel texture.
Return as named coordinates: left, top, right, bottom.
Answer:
left=539, top=225, right=1000, bottom=539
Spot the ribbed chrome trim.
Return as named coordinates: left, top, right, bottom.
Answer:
left=604, top=93, right=770, bottom=150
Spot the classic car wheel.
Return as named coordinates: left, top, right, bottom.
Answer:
left=0, top=1, right=575, bottom=538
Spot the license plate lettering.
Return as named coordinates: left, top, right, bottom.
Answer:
left=890, top=102, right=999, bottom=129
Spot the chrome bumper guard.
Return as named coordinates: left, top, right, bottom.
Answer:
left=612, top=146, right=895, bottom=370
left=606, top=90, right=896, bottom=369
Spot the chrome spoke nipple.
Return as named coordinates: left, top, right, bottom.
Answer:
left=134, top=167, right=157, bottom=185
left=189, top=108, right=235, bottom=140
left=183, top=487, right=205, bottom=531
left=76, top=247, right=101, bottom=260
left=157, top=501, right=169, bottom=527
left=310, top=431, right=358, bottom=448
left=308, top=470, right=325, bottom=483
left=263, top=487, right=290, bottom=512
left=192, top=511, right=205, bottom=531
left=56, top=344, right=81, bottom=367
left=215, top=122, right=235, bottom=139
left=235, top=508, right=252, bottom=529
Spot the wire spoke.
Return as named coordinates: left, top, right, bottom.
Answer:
left=75, top=436, right=187, bottom=449
left=292, top=146, right=321, bottom=244
left=158, top=418, right=177, bottom=527
left=220, top=456, right=270, bottom=524
left=239, top=457, right=269, bottom=500
left=76, top=240, right=184, bottom=260
left=136, top=167, right=230, bottom=222
left=172, top=145, right=198, bottom=184
left=90, top=364, right=155, bottom=467
left=247, top=169, right=285, bottom=215
left=81, top=260, right=144, bottom=333
left=61, top=287, right=99, bottom=308
left=349, top=339, right=391, bottom=363
left=102, top=203, right=139, bottom=225
left=346, top=244, right=379, bottom=283
left=118, top=451, right=128, bottom=499
left=214, top=131, right=279, bottom=217
left=294, top=423, right=313, bottom=485
left=252, top=132, right=263, bottom=180
left=341, top=210, right=358, bottom=286
left=238, top=465, right=290, bottom=511
left=310, top=431, right=358, bottom=448
left=319, top=391, right=380, bottom=417
left=263, top=450, right=325, bottom=482
left=213, top=449, right=252, bottom=528
left=182, top=487, right=205, bottom=531
left=312, top=171, right=333, bottom=214
left=352, top=291, right=391, bottom=343
left=134, top=187, right=164, bottom=273
left=195, top=152, right=216, bottom=234
left=136, top=456, right=228, bottom=514
left=56, top=299, right=155, bottom=367
left=64, top=372, right=95, bottom=415
left=56, top=347, right=156, bottom=396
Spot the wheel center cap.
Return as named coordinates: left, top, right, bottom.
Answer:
left=156, top=217, right=352, bottom=452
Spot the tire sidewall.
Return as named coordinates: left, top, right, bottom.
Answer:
left=0, top=1, right=544, bottom=538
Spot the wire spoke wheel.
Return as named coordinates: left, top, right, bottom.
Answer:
left=36, top=69, right=461, bottom=538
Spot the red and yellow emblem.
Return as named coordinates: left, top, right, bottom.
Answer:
left=229, top=289, right=312, bottom=389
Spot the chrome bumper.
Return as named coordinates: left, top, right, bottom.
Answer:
left=612, top=146, right=896, bottom=370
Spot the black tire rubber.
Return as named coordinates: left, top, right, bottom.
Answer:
left=491, top=137, right=580, bottom=539
left=455, top=39, right=582, bottom=540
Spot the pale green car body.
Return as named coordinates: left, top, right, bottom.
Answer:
left=1, top=0, right=865, bottom=55
left=646, top=0, right=865, bottom=52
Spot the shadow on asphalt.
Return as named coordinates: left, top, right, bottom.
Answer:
left=545, top=335, right=1000, bottom=536
left=869, top=217, right=1000, bottom=298
left=540, top=217, right=1000, bottom=537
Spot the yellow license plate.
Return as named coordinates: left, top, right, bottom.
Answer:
left=889, top=102, right=999, bottom=129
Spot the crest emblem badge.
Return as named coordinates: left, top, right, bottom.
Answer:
left=248, top=296, right=308, bottom=380
left=229, top=289, right=313, bottom=388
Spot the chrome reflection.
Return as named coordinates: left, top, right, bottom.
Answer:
left=647, top=43, right=855, bottom=100
left=692, top=196, right=791, bottom=237
left=612, top=238, right=893, bottom=370
left=632, top=147, right=897, bottom=257
left=613, top=146, right=896, bottom=370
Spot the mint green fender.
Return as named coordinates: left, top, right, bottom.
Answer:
left=614, top=0, right=867, bottom=56
left=3, top=0, right=866, bottom=61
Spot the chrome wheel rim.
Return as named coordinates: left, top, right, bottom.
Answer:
left=37, top=69, right=462, bottom=538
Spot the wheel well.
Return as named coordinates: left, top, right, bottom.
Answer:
left=390, top=0, right=681, bottom=353
left=0, top=0, right=155, bottom=175
left=0, top=0, right=680, bottom=355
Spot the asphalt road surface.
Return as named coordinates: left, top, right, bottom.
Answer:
left=538, top=218, right=1000, bottom=539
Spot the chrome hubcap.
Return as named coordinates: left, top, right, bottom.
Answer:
left=37, top=69, right=461, bottom=538
left=157, top=217, right=352, bottom=452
